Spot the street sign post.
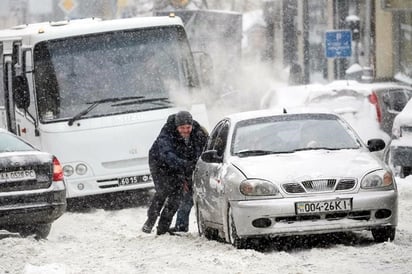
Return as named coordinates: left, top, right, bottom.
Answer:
left=325, top=30, right=352, bottom=58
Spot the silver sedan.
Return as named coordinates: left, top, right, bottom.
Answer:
left=193, top=111, right=397, bottom=248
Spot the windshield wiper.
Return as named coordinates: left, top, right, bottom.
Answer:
left=67, top=96, right=144, bottom=126
left=292, top=147, right=345, bottom=152
left=235, top=150, right=276, bottom=157
left=111, top=97, right=171, bottom=107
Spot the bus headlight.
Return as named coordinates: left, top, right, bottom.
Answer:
left=63, top=165, right=74, bottom=177
left=76, top=163, right=88, bottom=175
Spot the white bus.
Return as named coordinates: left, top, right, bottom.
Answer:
left=0, top=15, right=209, bottom=199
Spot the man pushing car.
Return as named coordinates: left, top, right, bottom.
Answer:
left=142, top=111, right=208, bottom=235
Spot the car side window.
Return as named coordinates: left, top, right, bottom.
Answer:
left=206, top=120, right=226, bottom=151
left=383, top=89, right=409, bottom=112
left=214, top=122, right=229, bottom=156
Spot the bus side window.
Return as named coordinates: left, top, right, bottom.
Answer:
left=34, top=48, right=60, bottom=121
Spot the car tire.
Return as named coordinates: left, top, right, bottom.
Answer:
left=371, top=226, right=396, bottom=243
left=34, top=223, right=52, bottom=239
left=227, top=206, right=248, bottom=249
left=401, top=166, right=411, bottom=178
left=196, top=203, right=215, bottom=240
left=19, top=223, right=52, bottom=239
left=196, top=202, right=206, bottom=237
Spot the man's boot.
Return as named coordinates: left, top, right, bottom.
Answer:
left=142, top=217, right=156, bottom=234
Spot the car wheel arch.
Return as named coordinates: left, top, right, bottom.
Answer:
left=224, top=203, right=247, bottom=249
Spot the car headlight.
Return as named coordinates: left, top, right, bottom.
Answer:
left=240, top=179, right=281, bottom=196
left=361, top=170, right=394, bottom=189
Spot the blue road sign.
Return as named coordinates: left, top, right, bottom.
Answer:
left=325, top=30, right=352, bottom=58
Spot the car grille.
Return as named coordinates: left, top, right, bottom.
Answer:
left=282, top=178, right=356, bottom=194
left=0, top=165, right=52, bottom=192
left=302, top=179, right=336, bottom=192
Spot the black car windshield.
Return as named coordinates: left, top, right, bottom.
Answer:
left=232, top=114, right=360, bottom=156
left=34, top=26, right=197, bottom=122
left=0, top=133, right=34, bottom=152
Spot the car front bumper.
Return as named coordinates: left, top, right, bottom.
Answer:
left=230, top=189, right=398, bottom=238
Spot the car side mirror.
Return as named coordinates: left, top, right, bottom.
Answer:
left=367, top=139, right=386, bottom=152
left=201, top=150, right=222, bottom=163
left=13, top=75, right=30, bottom=109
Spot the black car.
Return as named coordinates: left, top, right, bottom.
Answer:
left=0, top=129, right=66, bottom=239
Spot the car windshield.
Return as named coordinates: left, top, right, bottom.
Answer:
left=0, top=133, right=34, bottom=152
left=33, top=25, right=197, bottom=122
left=232, top=114, right=360, bottom=156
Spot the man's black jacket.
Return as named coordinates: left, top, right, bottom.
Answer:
left=148, top=114, right=208, bottom=182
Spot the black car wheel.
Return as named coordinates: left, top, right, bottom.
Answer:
left=400, top=166, right=412, bottom=178
left=196, top=202, right=215, bottom=240
left=228, top=206, right=248, bottom=249
left=196, top=202, right=206, bottom=237
left=19, top=223, right=52, bottom=239
left=372, top=226, right=396, bottom=243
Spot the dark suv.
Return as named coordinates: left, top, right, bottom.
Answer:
left=0, top=129, right=66, bottom=239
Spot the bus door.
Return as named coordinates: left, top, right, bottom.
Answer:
left=0, top=42, right=7, bottom=129
left=2, top=40, right=18, bottom=134
left=3, top=40, right=39, bottom=146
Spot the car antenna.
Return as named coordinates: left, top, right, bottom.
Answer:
left=283, top=108, right=287, bottom=114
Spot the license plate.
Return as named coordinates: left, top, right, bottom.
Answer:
left=118, top=175, right=151, bottom=186
left=0, top=170, right=36, bottom=182
left=295, top=198, right=352, bottom=215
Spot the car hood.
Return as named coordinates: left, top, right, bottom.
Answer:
left=230, top=149, right=383, bottom=182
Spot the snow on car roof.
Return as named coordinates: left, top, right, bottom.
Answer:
left=261, top=83, right=327, bottom=109
left=326, top=80, right=412, bottom=95
left=224, top=108, right=338, bottom=124
left=224, top=108, right=285, bottom=123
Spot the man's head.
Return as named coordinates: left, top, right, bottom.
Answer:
left=175, top=111, right=193, bottom=138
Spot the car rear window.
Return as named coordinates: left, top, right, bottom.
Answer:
left=0, top=133, right=34, bottom=152
left=382, top=89, right=410, bottom=112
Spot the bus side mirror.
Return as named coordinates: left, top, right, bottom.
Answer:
left=13, top=75, right=30, bottom=109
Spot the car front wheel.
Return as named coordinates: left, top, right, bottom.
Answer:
left=196, top=202, right=216, bottom=240
left=401, top=166, right=411, bottom=178
left=372, top=226, right=396, bottom=243
left=228, top=206, right=248, bottom=249
left=196, top=203, right=206, bottom=237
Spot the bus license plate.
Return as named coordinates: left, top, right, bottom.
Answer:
left=118, top=175, right=151, bottom=186
left=295, top=198, right=352, bottom=214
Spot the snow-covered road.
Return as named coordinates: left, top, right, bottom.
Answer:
left=1, top=177, right=412, bottom=274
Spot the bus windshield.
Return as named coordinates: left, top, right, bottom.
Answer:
left=33, top=26, right=198, bottom=122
